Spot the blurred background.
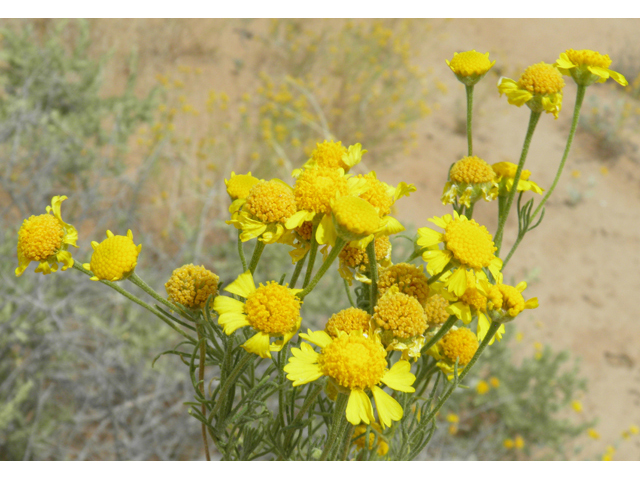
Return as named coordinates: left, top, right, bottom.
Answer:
left=1, top=18, right=639, bottom=460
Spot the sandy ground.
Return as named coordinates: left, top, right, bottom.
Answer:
left=12, top=18, right=640, bottom=460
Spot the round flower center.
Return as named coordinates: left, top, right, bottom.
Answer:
left=450, top=156, right=495, bottom=184
left=444, top=218, right=496, bottom=269
left=440, top=328, right=478, bottom=366
left=333, top=196, right=380, bottom=236
left=424, top=294, right=450, bottom=325
left=244, top=282, right=301, bottom=334
left=448, top=51, right=492, bottom=76
left=358, top=175, right=393, bottom=216
left=319, top=333, right=387, bottom=390
left=325, top=307, right=372, bottom=337
left=378, top=263, right=429, bottom=306
left=460, top=286, right=487, bottom=312
left=488, top=284, right=525, bottom=317
left=373, top=291, right=427, bottom=339
left=339, top=236, right=391, bottom=268
left=518, top=62, right=565, bottom=95
left=311, top=140, right=348, bottom=169
left=565, top=49, right=612, bottom=69
left=295, top=221, right=314, bottom=241
left=90, top=234, right=140, bottom=281
left=18, top=214, right=64, bottom=261
left=165, top=264, right=219, bottom=309
left=226, top=173, right=260, bottom=200
left=294, top=167, right=349, bottom=214
left=245, top=180, right=296, bottom=224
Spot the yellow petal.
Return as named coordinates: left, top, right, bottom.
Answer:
left=242, top=331, right=272, bottom=359
left=525, top=297, right=539, bottom=310
left=285, top=210, right=314, bottom=230
left=300, top=329, right=332, bottom=349
left=381, top=361, right=416, bottom=393
left=422, top=249, right=452, bottom=276
left=378, top=216, right=404, bottom=236
left=346, top=389, right=375, bottom=426
left=447, top=301, right=472, bottom=324
left=371, top=386, right=403, bottom=429
left=218, top=312, right=250, bottom=335
left=554, top=52, right=576, bottom=70
left=224, top=270, right=256, bottom=298
left=213, top=295, right=245, bottom=315
left=316, top=213, right=336, bottom=246
left=447, top=267, right=468, bottom=297
left=416, top=227, right=443, bottom=248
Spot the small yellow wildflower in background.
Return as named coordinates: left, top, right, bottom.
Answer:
left=352, top=422, right=389, bottom=456
left=446, top=50, right=495, bottom=86
left=571, top=169, right=581, bottom=179
left=489, top=377, right=500, bottom=388
left=630, top=425, right=640, bottom=435
left=503, top=438, right=514, bottom=449
left=84, top=230, right=141, bottom=282
left=571, top=400, right=583, bottom=412
left=555, top=49, right=628, bottom=87
left=165, top=264, right=219, bottom=309
left=588, top=428, right=600, bottom=440
left=16, top=195, right=78, bottom=276
left=285, top=329, right=415, bottom=428
left=602, top=445, right=615, bottom=461
left=498, top=62, right=565, bottom=119
left=476, top=380, right=490, bottom=395
left=213, top=271, right=302, bottom=359
left=600, top=166, right=609, bottom=176
left=514, top=435, right=525, bottom=449
left=446, top=413, right=459, bottom=423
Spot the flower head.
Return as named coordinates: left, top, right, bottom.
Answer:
left=442, top=156, right=498, bottom=208
left=213, top=271, right=302, bottom=358
left=284, top=329, right=415, bottom=428
left=325, top=307, right=372, bottom=338
left=446, top=50, right=495, bottom=86
left=356, top=172, right=416, bottom=217
left=555, top=49, right=628, bottom=87
left=479, top=278, right=538, bottom=323
left=492, top=162, right=544, bottom=196
left=225, top=171, right=261, bottom=213
left=83, top=230, right=141, bottom=281
left=372, top=288, right=428, bottom=360
left=292, top=141, right=366, bottom=177
left=417, top=212, right=502, bottom=296
left=16, top=195, right=78, bottom=276
left=423, top=292, right=450, bottom=326
left=352, top=423, right=389, bottom=457
left=377, top=263, right=430, bottom=307
left=228, top=179, right=297, bottom=244
left=498, top=62, right=564, bottom=118
left=165, top=264, right=219, bottom=309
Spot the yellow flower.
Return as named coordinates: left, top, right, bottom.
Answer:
left=83, top=230, right=141, bottom=281
left=439, top=327, right=478, bottom=366
left=292, top=141, right=366, bottom=177
left=16, top=195, right=78, bottom=276
left=225, top=171, right=261, bottom=213
left=446, top=413, right=459, bottom=423
left=630, top=425, right=640, bottom=435
left=417, top=211, right=502, bottom=297
left=212, top=271, right=302, bottom=359
left=352, top=422, right=389, bottom=456
left=377, top=263, right=429, bottom=307
left=373, top=288, right=427, bottom=360
left=355, top=171, right=416, bottom=217
left=441, top=156, right=498, bottom=208
left=228, top=179, right=297, bottom=244
left=476, top=380, right=489, bottom=395
left=446, top=50, right=495, bottom=86
left=503, top=438, right=514, bottom=449
left=489, top=377, right=500, bottom=388
left=325, top=307, right=372, bottom=337
left=284, top=329, right=416, bottom=429
left=498, top=62, right=564, bottom=119
left=555, top=49, right=628, bottom=87
left=338, top=236, right=392, bottom=285
left=514, top=435, right=525, bottom=449
left=492, top=162, right=544, bottom=196
left=478, top=278, right=538, bottom=323
left=588, top=428, right=600, bottom=440
left=423, top=292, right=450, bottom=326
left=571, top=400, right=583, bottom=413
left=165, top=264, right=219, bottom=309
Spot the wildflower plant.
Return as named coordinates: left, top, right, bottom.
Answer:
left=13, top=43, right=626, bottom=461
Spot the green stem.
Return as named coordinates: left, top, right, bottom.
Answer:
left=427, top=262, right=452, bottom=285
left=238, top=231, right=247, bottom=272
left=531, top=84, right=587, bottom=224
left=73, top=264, right=196, bottom=343
left=289, top=250, right=308, bottom=289
left=297, top=237, right=347, bottom=299
left=465, top=84, right=474, bottom=156
left=343, top=279, right=356, bottom=308
left=366, top=240, right=379, bottom=315
left=248, top=240, right=266, bottom=275
left=211, top=351, right=254, bottom=417
left=320, top=392, right=349, bottom=461
left=339, top=423, right=356, bottom=461
left=302, top=224, right=319, bottom=289
left=283, top=383, right=323, bottom=450
left=128, top=272, right=181, bottom=314
left=197, top=326, right=211, bottom=461
left=465, top=202, right=475, bottom=220
left=494, top=110, right=542, bottom=255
